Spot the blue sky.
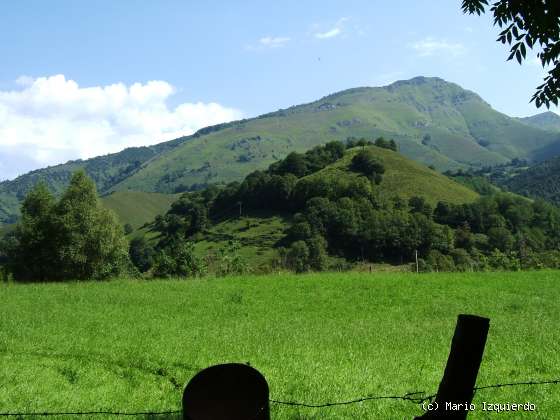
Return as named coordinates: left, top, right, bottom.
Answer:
left=0, top=0, right=557, bottom=180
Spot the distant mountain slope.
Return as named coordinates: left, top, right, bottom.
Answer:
left=502, top=156, right=560, bottom=205
left=0, top=138, right=188, bottom=223
left=517, top=111, right=560, bottom=132
left=1, top=76, right=558, bottom=223
left=111, top=77, right=559, bottom=193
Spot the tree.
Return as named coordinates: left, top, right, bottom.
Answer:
left=350, top=149, right=385, bottom=184
left=462, top=0, right=560, bottom=108
left=5, top=182, right=57, bottom=281
left=276, top=152, right=307, bottom=177
left=54, top=171, right=130, bottom=280
left=324, top=141, right=346, bottom=160
left=307, top=235, right=328, bottom=271
left=409, top=196, right=433, bottom=218
left=487, top=226, right=514, bottom=252
left=6, top=171, right=130, bottom=281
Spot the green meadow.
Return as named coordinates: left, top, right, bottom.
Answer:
left=1, top=271, right=560, bottom=419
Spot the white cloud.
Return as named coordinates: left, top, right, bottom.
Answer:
left=0, top=75, right=242, bottom=181
left=259, top=36, right=291, bottom=48
left=314, top=17, right=349, bottom=40
left=245, top=35, right=291, bottom=51
left=315, top=28, right=341, bottom=39
left=411, top=37, right=466, bottom=57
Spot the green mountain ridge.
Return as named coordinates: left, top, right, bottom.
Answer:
left=517, top=111, right=560, bottom=132
left=1, top=76, right=559, bottom=224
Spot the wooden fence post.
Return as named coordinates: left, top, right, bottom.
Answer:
left=183, top=363, right=270, bottom=420
left=415, top=314, right=490, bottom=419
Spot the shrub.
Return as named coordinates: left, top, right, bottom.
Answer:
left=286, top=241, right=311, bottom=273
left=215, top=240, right=249, bottom=276
left=129, top=236, right=156, bottom=273
left=153, top=240, right=206, bottom=278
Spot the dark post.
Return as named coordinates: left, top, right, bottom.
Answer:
left=415, top=314, right=490, bottom=419
left=183, top=363, right=270, bottom=420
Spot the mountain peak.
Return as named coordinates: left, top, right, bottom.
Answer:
left=518, top=111, right=560, bottom=132
left=386, top=76, right=447, bottom=87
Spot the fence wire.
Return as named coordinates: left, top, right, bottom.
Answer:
left=1, top=377, right=559, bottom=417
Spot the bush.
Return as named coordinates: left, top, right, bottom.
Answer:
left=487, top=249, right=521, bottom=271
left=124, top=223, right=134, bottom=235
left=129, top=236, right=156, bottom=273
left=215, top=240, right=249, bottom=276
left=285, top=241, right=311, bottom=273
left=153, top=240, right=206, bottom=278
left=450, top=248, right=474, bottom=271
left=425, top=250, right=455, bottom=272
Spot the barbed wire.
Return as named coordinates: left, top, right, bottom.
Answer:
left=0, top=410, right=182, bottom=417
left=473, top=377, right=560, bottom=394
left=270, top=390, right=435, bottom=408
left=1, top=377, right=559, bottom=417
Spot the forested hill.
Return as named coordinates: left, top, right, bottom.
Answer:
left=143, top=140, right=480, bottom=272
left=2, top=76, right=559, bottom=224
left=502, top=156, right=560, bottom=206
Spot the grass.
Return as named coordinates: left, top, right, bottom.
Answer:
left=194, top=212, right=289, bottom=271
left=101, top=191, right=179, bottom=230
left=1, top=271, right=559, bottom=419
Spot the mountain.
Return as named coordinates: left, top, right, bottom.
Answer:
left=517, top=111, right=560, bottom=132
left=0, top=138, right=188, bottom=223
left=112, top=77, right=560, bottom=195
left=1, top=76, right=558, bottom=224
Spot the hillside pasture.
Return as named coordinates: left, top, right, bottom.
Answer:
left=1, top=271, right=559, bottom=419
left=101, top=191, right=180, bottom=230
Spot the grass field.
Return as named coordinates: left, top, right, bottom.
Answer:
left=194, top=212, right=289, bottom=271
left=101, top=191, right=179, bottom=230
left=1, top=271, right=560, bottom=419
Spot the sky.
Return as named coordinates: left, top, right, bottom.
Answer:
left=0, top=0, right=557, bottom=181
